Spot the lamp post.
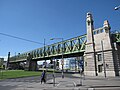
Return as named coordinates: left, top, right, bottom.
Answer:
left=44, top=39, right=47, bottom=71
left=53, top=58, right=55, bottom=86
left=101, top=40, right=106, bottom=78
left=115, top=5, right=120, bottom=10
left=7, top=52, right=10, bottom=69
left=44, top=39, right=45, bottom=67
left=50, top=38, right=64, bottom=78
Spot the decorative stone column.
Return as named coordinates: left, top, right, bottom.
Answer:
left=84, top=12, right=97, bottom=76
left=25, top=53, right=37, bottom=71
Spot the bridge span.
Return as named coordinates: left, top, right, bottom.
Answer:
left=9, top=34, right=86, bottom=63
left=8, top=12, right=120, bottom=77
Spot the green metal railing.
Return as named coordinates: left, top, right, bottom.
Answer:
left=9, top=30, right=120, bottom=63
left=10, top=34, right=87, bottom=63
left=115, top=33, right=120, bottom=43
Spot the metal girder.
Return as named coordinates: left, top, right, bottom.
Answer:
left=9, top=34, right=86, bottom=62
left=115, top=33, right=120, bottom=43
left=9, top=32, right=120, bottom=63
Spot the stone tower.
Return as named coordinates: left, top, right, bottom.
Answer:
left=84, top=12, right=97, bottom=76
left=84, top=12, right=116, bottom=76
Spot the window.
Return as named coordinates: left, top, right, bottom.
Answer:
left=96, top=30, right=99, bottom=34
left=93, top=31, right=97, bottom=35
left=98, top=54, right=102, bottom=61
left=87, top=20, right=90, bottom=26
left=98, top=65, right=102, bottom=73
left=100, top=29, right=104, bottom=33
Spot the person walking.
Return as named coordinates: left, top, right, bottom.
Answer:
left=40, top=70, right=46, bottom=84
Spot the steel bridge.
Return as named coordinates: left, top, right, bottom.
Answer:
left=9, top=34, right=86, bottom=63
left=9, top=31, right=120, bottom=63
left=114, top=32, right=120, bottom=43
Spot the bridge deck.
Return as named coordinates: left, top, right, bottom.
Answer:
left=9, top=32, right=120, bottom=63
left=10, top=34, right=86, bottom=63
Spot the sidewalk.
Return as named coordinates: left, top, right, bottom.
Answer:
left=14, top=74, right=120, bottom=90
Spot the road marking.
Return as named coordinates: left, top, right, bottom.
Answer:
left=88, top=88, right=95, bottom=90
left=73, top=81, right=76, bottom=87
left=56, top=82, right=61, bottom=87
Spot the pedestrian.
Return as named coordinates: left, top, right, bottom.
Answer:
left=40, top=70, right=46, bottom=84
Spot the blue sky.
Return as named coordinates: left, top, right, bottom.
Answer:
left=0, top=0, right=120, bottom=58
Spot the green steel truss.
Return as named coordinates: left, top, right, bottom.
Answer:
left=9, top=32, right=120, bottom=63
left=115, top=33, right=120, bottom=43
left=10, top=34, right=87, bottom=62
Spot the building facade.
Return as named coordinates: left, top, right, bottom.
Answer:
left=84, top=12, right=120, bottom=77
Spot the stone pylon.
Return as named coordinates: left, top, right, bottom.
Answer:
left=84, top=12, right=98, bottom=76
left=25, top=53, right=37, bottom=71
left=84, top=12, right=117, bottom=77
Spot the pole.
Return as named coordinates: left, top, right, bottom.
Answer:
left=50, top=38, right=64, bottom=78
left=44, top=39, right=46, bottom=69
left=44, top=39, right=47, bottom=82
left=61, top=38, right=64, bottom=78
left=80, top=70, right=82, bottom=86
left=53, top=58, right=55, bottom=86
left=7, top=52, right=10, bottom=69
left=75, top=58, right=77, bottom=72
left=1, top=68, right=3, bottom=79
left=101, top=40, right=106, bottom=78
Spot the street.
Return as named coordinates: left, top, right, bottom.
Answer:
left=0, top=72, right=120, bottom=90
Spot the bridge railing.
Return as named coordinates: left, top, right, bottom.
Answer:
left=111, top=30, right=120, bottom=43
left=115, top=32, right=120, bottom=43
left=93, top=27, right=104, bottom=35
left=28, top=34, right=87, bottom=59
left=10, top=53, right=28, bottom=62
left=9, top=28, right=120, bottom=63
left=10, top=34, right=86, bottom=62
left=93, top=27, right=120, bottom=43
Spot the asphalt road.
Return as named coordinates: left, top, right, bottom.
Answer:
left=1, top=72, right=120, bottom=90
left=0, top=72, right=77, bottom=90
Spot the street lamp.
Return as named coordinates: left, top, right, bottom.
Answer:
left=101, top=40, right=106, bottom=78
left=115, top=5, right=120, bottom=10
left=50, top=38, right=64, bottom=78
left=53, top=58, right=55, bottom=86
left=44, top=39, right=46, bottom=67
left=43, top=39, right=47, bottom=72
